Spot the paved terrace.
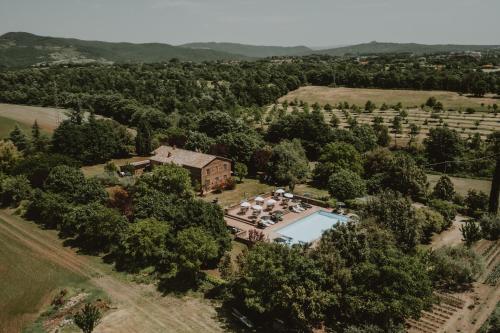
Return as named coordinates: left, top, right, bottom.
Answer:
left=225, top=194, right=326, bottom=242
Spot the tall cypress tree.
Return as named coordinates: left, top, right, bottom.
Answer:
left=488, top=131, right=500, bottom=214
left=135, top=119, right=152, bottom=156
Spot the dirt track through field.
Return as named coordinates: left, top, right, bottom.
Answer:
left=0, top=211, right=225, bottom=333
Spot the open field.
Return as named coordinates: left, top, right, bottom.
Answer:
left=427, top=174, right=491, bottom=196
left=0, top=210, right=226, bottom=333
left=0, top=215, right=98, bottom=333
left=0, top=103, right=68, bottom=133
left=276, top=87, right=500, bottom=145
left=279, top=86, right=499, bottom=110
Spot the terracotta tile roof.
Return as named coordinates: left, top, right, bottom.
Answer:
left=151, top=146, right=227, bottom=169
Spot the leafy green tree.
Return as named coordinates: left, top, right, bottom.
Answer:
left=138, top=164, right=193, bottom=198
left=381, top=153, right=428, bottom=199
left=460, top=220, right=482, bottom=247
left=350, top=124, right=378, bottom=152
left=344, top=245, right=433, bottom=329
left=135, top=118, right=153, bottom=156
left=234, top=162, right=248, bottom=183
left=364, top=191, right=420, bottom=252
left=214, top=131, right=261, bottom=164
left=114, top=218, right=171, bottom=270
left=171, top=199, right=231, bottom=257
left=433, top=175, right=455, bottom=201
left=12, top=154, right=80, bottom=188
left=198, top=111, right=239, bottom=138
left=184, top=131, right=215, bottom=153
left=9, top=125, right=29, bottom=152
left=74, top=303, right=102, bottom=333
left=424, top=127, right=464, bottom=173
left=267, top=110, right=332, bottom=160
left=44, top=165, right=106, bottom=204
left=328, top=169, right=366, bottom=201
left=25, top=190, right=71, bottom=228
left=408, top=123, right=420, bottom=145
left=313, top=142, right=363, bottom=188
left=330, top=114, right=340, bottom=128
left=267, top=139, right=309, bottom=190
left=365, top=100, right=376, bottom=112
left=363, top=148, right=393, bottom=178
left=230, top=243, right=333, bottom=331
left=164, top=227, right=218, bottom=284
left=391, top=116, right=402, bottom=146
left=63, top=203, right=127, bottom=251
left=0, top=140, right=21, bottom=173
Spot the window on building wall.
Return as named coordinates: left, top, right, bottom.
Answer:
left=223, top=174, right=227, bottom=179
left=215, top=177, right=220, bottom=184
left=206, top=168, right=210, bottom=175
left=205, top=179, right=210, bottom=187
left=224, top=163, right=227, bottom=171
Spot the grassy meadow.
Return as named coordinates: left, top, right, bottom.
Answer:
left=0, top=115, right=33, bottom=139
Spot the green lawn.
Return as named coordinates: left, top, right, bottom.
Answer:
left=204, top=178, right=274, bottom=208
left=427, top=174, right=491, bottom=196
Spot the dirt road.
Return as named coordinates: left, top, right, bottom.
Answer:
left=0, top=210, right=226, bottom=333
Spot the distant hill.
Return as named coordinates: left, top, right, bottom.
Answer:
left=1, top=33, right=499, bottom=68
left=180, top=42, right=312, bottom=58
left=0, top=32, right=250, bottom=67
left=317, top=41, right=500, bottom=56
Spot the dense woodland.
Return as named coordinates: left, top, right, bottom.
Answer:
left=1, top=54, right=500, bottom=332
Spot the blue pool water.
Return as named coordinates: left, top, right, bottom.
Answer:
left=275, top=211, right=348, bottom=244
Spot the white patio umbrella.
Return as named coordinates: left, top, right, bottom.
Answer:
left=251, top=204, right=263, bottom=211
left=240, top=201, right=251, bottom=208
left=275, top=189, right=285, bottom=195
left=284, top=193, right=294, bottom=199
left=266, top=199, right=277, bottom=206
left=255, top=196, right=265, bottom=203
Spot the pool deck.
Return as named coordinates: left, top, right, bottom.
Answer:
left=225, top=194, right=327, bottom=242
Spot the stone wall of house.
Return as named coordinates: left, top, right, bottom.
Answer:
left=201, top=158, right=232, bottom=190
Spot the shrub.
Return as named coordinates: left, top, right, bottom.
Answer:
left=429, top=199, right=458, bottom=229
left=465, top=189, right=489, bottom=217
left=0, top=175, right=33, bottom=207
left=415, top=207, right=446, bottom=243
left=429, top=245, right=483, bottom=291
left=478, top=214, right=500, bottom=240
left=432, top=175, right=455, bottom=201
left=224, top=177, right=237, bottom=191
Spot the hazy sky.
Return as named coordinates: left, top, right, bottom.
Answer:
left=1, top=0, right=499, bottom=46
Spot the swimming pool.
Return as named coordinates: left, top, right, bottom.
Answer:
left=275, top=211, right=348, bottom=244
